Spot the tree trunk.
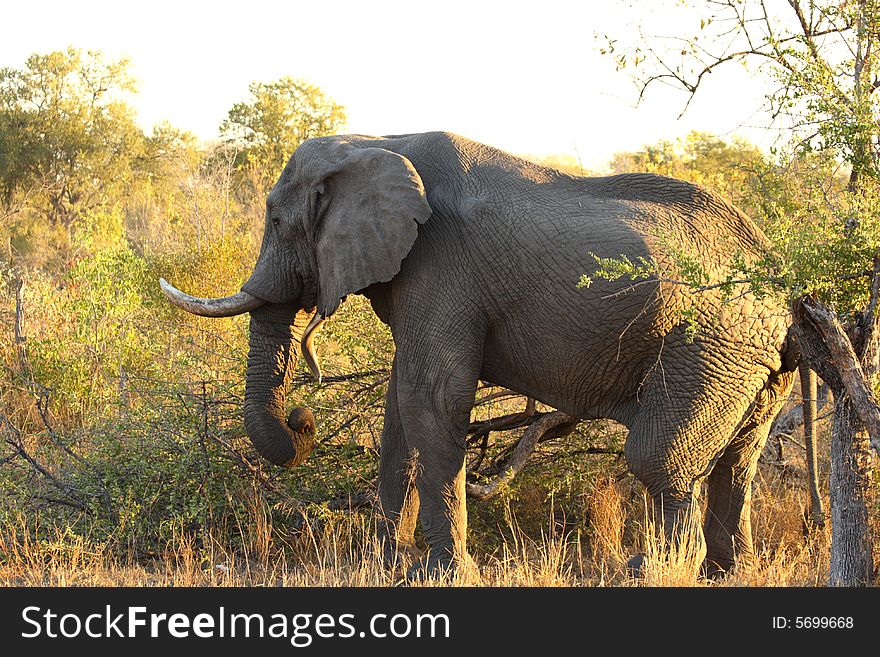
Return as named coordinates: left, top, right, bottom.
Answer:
left=799, top=363, right=825, bottom=527
left=802, top=301, right=880, bottom=455
left=829, top=397, right=875, bottom=586
left=795, top=299, right=878, bottom=586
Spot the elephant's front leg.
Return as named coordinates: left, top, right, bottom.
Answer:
left=376, top=362, right=420, bottom=567
left=395, top=358, right=478, bottom=581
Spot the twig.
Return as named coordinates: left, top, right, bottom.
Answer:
left=14, top=279, right=30, bottom=377
left=291, top=369, right=388, bottom=385
left=474, top=389, right=523, bottom=406
left=324, top=490, right=375, bottom=511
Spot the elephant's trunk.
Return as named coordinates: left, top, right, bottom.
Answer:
left=244, top=305, right=317, bottom=466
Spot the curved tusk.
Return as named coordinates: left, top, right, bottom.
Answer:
left=159, top=278, right=265, bottom=317
left=301, top=311, right=327, bottom=383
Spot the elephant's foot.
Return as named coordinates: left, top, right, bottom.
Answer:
left=703, top=542, right=735, bottom=580
left=702, top=548, right=754, bottom=580
left=404, top=549, right=460, bottom=584
left=703, top=535, right=754, bottom=580
left=629, top=550, right=723, bottom=580
left=380, top=537, right=419, bottom=571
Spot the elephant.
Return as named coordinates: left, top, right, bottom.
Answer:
left=160, top=131, right=816, bottom=579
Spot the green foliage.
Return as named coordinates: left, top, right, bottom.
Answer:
left=26, top=247, right=157, bottom=414
left=0, top=49, right=216, bottom=275
left=0, top=48, right=141, bottom=225
left=1, top=237, right=391, bottom=554
left=577, top=253, right=659, bottom=290
left=751, top=152, right=878, bottom=311
left=220, top=76, right=347, bottom=195
left=591, top=125, right=880, bottom=329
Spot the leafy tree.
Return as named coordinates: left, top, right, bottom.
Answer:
left=602, top=0, right=880, bottom=585
left=0, top=48, right=142, bottom=226
left=219, top=77, right=346, bottom=196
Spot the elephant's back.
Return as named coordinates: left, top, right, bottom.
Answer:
left=581, top=172, right=771, bottom=259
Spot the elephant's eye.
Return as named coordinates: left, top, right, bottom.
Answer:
left=271, top=215, right=281, bottom=227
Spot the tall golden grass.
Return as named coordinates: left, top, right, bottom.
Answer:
left=0, top=468, right=837, bottom=587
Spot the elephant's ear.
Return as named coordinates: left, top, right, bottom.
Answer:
left=313, top=147, right=432, bottom=316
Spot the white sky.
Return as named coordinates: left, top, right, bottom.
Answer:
left=2, top=0, right=786, bottom=171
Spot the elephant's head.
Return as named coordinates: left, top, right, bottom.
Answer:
left=160, top=136, right=432, bottom=467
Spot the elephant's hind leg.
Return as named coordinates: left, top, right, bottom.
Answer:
left=624, top=464, right=707, bottom=575
left=703, top=370, right=794, bottom=576
left=624, top=377, right=765, bottom=575
left=624, top=428, right=708, bottom=575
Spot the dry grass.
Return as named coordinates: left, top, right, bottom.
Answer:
left=0, top=465, right=847, bottom=587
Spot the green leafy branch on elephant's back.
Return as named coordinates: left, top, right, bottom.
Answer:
left=577, top=241, right=791, bottom=343
left=577, top=249, right=707, bottom=341
left=576, top=253, right=659, bottom=291
left=577, top=244, right=747, bottom=301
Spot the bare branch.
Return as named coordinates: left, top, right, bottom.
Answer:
left=466, top=412, right=579, bottom=500
left=0, top=414, right=90, bottom=513
left=290, top=369, right=388, bottom=386
left=467, top=406, right=539, bottom=440
left=858, top=256, right=880, bottom=372
left=474, top=389, right=524, bottom=406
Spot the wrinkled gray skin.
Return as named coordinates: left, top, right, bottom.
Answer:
left=163, top=132, right=804, bottom=578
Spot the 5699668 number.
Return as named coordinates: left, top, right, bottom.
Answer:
left=795, top=617, right=853, bottom=629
